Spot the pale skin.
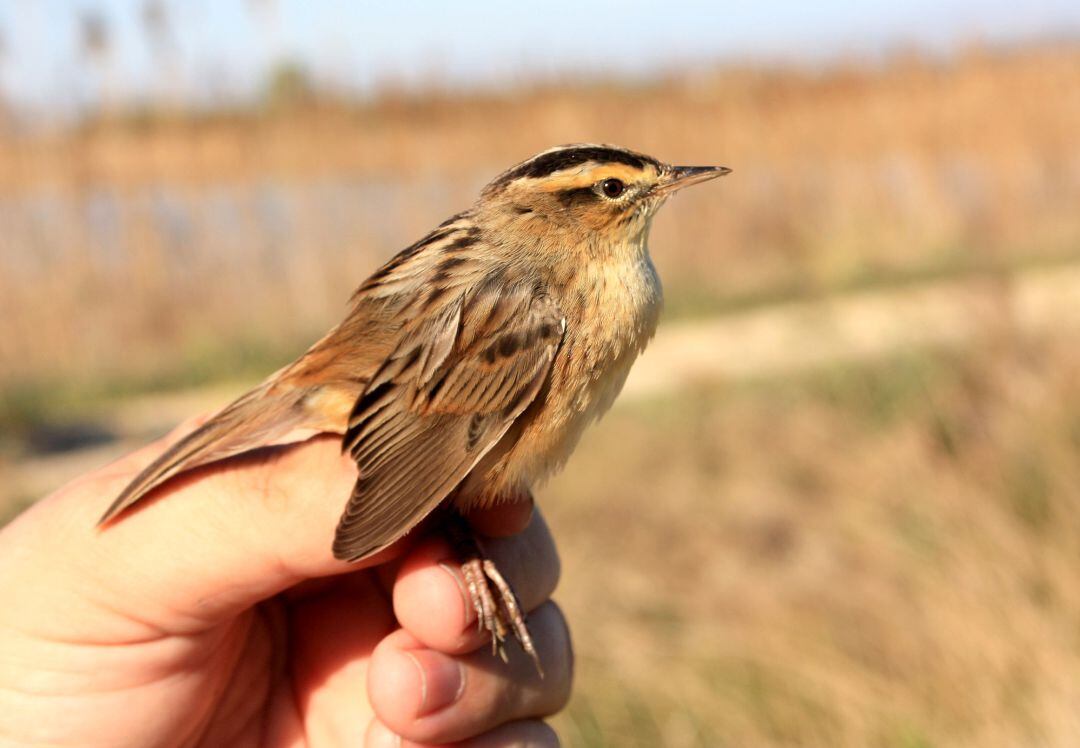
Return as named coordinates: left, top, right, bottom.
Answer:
left=0, top=418, right=571, bottom=747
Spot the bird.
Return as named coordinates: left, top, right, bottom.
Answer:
left=99, top=143, right=730, bottom=668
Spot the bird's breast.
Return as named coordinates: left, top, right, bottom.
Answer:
left=559, top=251, right=662, bottom=410
left=483, top=250, right=663, bottom=496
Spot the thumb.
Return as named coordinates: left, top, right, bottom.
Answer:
left=9, top=418, right=387, bottom=633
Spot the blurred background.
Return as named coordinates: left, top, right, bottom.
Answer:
left=2, top=1, right=1080, bottom=745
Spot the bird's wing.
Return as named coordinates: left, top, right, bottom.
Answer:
left=99, top=218, right=485, bottom=526
left=97, top=304, right=395, bottom=525
left=333, top=280, right=565, bottom=561
left=97, top=382, right=345, bottom=524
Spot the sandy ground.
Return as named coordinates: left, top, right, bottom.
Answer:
left=625, top=262, right=1080, bottom=397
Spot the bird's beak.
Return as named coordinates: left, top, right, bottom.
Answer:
left=655, top=165, right=732, bottom=195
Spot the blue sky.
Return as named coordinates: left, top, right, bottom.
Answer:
left=1, top=1, right=1078, bottom=112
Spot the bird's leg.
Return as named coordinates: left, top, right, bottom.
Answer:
left=444, top=511, right=542, bottom=676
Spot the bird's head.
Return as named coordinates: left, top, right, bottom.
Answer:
left=478, top=143, right=730, bottom=241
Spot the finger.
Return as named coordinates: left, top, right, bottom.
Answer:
left=368, top=602, right=572, bottom=745
left=393, top=510, right=560, bottom=654
left=7, top=427, right=404, bottom=637
left=287, top=571, right=395, bottom=741
left=366, top=717, right=559, bottom=748
left=372, top=494, right=533, bottom=598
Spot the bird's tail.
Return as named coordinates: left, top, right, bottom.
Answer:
left=98, top=384, right=322, bottom=525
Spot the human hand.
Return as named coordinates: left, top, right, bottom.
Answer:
left=0, top=419, right=571, bottom=747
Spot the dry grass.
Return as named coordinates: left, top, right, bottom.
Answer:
left=544, top=335, right=1080, bottom=746
left=2, top=43, right=1079, bottom=391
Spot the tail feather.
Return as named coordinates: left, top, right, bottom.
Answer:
left=99, top=386, right=324, bottom=524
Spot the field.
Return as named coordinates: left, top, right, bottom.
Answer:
left=548, top=336, right=1080, bottom=746
left=3, top=42, right=1080, bottom=746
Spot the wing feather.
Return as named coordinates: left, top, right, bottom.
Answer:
left=332, top=282, right=564, bottom=561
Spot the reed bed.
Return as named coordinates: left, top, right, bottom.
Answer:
left=2, top=43, right=1078, bottom=392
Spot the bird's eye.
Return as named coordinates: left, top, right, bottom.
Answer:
left=600, top=178, right=625, bottom=199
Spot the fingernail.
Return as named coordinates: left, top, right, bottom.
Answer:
left=406, top=650, right=465, bottom=715
left=438, top=562, right=470, bottom=627
left=366, top=719, right=401, bottom=748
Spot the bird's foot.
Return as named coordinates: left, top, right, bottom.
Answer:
left=446, top=513, right=542, bottom=676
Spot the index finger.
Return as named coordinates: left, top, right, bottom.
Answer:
left=392, top=510, right=561, bottom=655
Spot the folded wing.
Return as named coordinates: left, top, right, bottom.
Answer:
left=333, top=280, right=565, bottom=561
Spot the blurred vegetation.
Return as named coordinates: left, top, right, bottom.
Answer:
left=545, top=335, right=1080, bottom=747
left=0, top=332, right=302, bottom=456
left=262, top=60, right=317, bottom=113
left=2, top=43, right=1079, bottom=406
left=2, top=34, right=1080, bottom=747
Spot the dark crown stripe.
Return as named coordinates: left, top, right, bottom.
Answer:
left=493, top=146, right=657, bottom=186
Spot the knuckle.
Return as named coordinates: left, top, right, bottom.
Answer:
left=479, top=720, right=561, bottom=748
left=507, top=602, right=573, bottom=716
left=530, top=721, right=563, bottom=747
left=545, top=603, right=574, bottom=711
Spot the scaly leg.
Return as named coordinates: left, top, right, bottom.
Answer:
left=445, top=511, right=542, bottom=676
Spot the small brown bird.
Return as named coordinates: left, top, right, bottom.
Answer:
left=100, top=144, right=729, bottom=666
